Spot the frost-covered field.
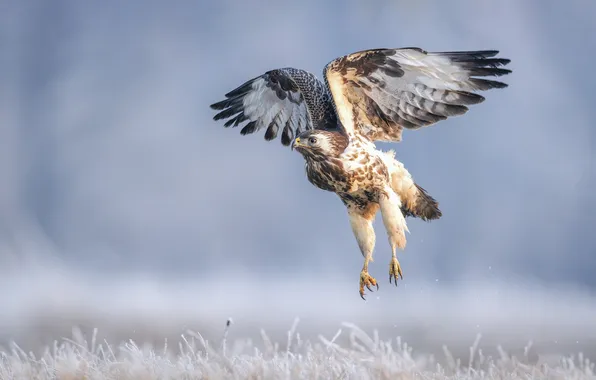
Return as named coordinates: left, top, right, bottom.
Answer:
left=1, top=321, right=595, bottom=380
left=2, top=264, right=596, bottom=379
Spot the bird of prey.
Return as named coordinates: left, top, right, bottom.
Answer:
left=210, top=47, right=511, bottom=299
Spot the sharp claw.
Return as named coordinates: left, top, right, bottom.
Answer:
left=360, top=271, right=378, bottom=299
left=389, top=258, right=404, bottom=285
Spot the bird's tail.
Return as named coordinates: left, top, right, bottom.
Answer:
left=400, top=183, right=442, bottom=221
left=383, top=150, right=442, bottom=221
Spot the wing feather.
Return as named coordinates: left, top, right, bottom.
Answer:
left=324, top=47, right=511, bottom=142
left=210, top=68, right=332, bottom=147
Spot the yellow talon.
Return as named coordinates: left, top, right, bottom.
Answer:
left=389, top=257, right=403, bottom=285
left=359, top=270, right=378, bottom=300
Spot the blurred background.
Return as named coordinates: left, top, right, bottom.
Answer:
left=1, top=0, right=595, bottom=361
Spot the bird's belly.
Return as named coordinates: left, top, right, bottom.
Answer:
left=338, top=189, right=379, bottom=209
left=342, top=158, right=390, bottom=194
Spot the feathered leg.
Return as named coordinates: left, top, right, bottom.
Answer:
left=347, top=203, right=379, bottom=300
left=379, top=186, right=408, bottom=285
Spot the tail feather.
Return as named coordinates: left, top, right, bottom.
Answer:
left=383, top=149, right=442, bottom=221
left=401, top=183, right=442, bottom=221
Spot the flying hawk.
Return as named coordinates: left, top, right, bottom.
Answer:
left=210, top=47, right=511, bottom=299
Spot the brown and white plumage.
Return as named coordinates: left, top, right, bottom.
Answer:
left=210, top=47, right=511, bottom=299
left=324, top=48, right=510, bottom=142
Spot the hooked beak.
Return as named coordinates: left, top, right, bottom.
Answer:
left=291, top=137, right=301, bottom=151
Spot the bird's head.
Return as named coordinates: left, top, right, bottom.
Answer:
left=291, top=130, right=348, bottom=160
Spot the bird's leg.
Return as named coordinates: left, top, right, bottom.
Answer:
left=347, top=205, right=379, bottom=300
left=379, top=187, right=408, bottom=285
left=359, top=255, right=377, bottom=300
left=388, top=246, right=403, bottom=285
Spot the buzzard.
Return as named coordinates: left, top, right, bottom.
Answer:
left=210, top=47, right=511, bottom=299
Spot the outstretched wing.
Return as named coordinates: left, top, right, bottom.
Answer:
left=324, top=48, right=511, bottom=142
left=210, top=68, right=333, bottom=146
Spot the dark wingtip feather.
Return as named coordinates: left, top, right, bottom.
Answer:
left=264, top=124, right=278, bottom=141
left=453, top=91, right=485, bottom=105
left=224, top=112, right=247, bottom=128
left=224, top=78, right=256, bottom=98
left=468, top=67, right=513, bottom=77
left=441, top=104, right=469, bottom=117
left=280, top=122, right=294, bottom=146
left=213, top=107, right=241, bottom=121
left=470, top=78, right=509, bottom=90
left=432, top=50, right=500, bottom=59
left=240, top=121, right=258, bottom=135
left=280, top=135, right=291, bottom=146
left=433, top=50, right=512, bottom=77
left=457, top=58, right=511, bottom=69
left=485, top=58, right=511, bottom=67
left=210, top=99, right=230, bottom=110
left=234, top=113, right=248, bottom=127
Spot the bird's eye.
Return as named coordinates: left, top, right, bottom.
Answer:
left=309, top=137, right=317, bottom=144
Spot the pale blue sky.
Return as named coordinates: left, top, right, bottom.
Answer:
left=1, top=0, right=595, bottom=288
